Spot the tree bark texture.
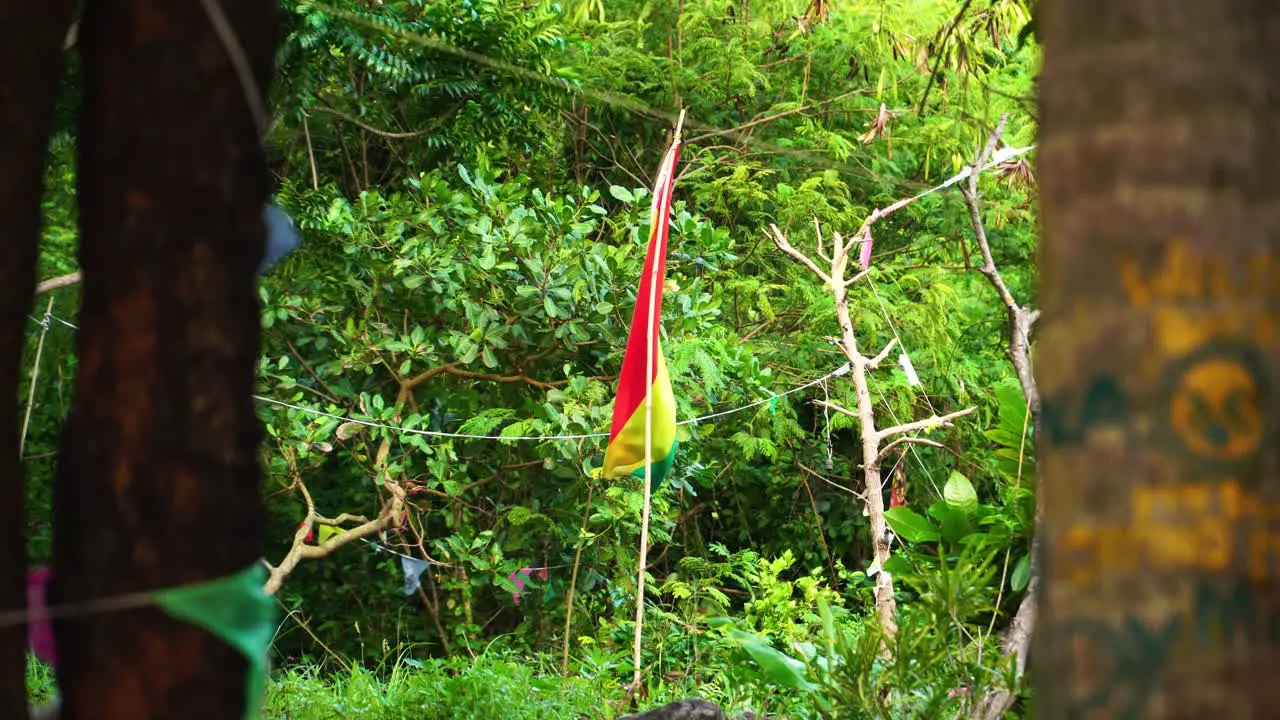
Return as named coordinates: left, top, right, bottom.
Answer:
left=51, top=2, right=278, bottom=718
left=0, top=3, right=78, bottom=718
left=1033, top=1, right=1280, bottom=717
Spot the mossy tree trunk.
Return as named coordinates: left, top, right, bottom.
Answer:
left=0, top=3, right=77, bottom=718
left=1033, top=0, right=1280, bottom=716
left=49, top=1, right=278, bottom=718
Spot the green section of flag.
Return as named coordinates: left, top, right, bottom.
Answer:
left=628, top=437, right=679, bottom=490
left=154, top=563, right=276, bottom=720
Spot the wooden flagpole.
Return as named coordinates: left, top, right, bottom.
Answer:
left=631, top=108, right=686, bottom=692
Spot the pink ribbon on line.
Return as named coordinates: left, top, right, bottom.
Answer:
left=27, top=566, right=55, bottom=667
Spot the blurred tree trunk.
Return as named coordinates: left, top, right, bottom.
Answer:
left=50, top=1, right=278, bottom=718
left=1034, top=0, right=1280, bottom=717
left=0, top=3, right=77, bottom=718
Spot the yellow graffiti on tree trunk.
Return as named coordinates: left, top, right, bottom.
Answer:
left=1054, top=479, right=1280, bottom=588
left=1119, top=238, right=1280, bottom=354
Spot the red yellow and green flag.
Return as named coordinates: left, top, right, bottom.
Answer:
left=602, top=127, right=683, bottom=487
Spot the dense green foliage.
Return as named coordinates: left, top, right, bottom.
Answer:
left=22, top=0, right=1042, bottom=716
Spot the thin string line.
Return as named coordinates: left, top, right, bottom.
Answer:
left=360, top=537, right=428, bottom=564
left=887, top=144, right=1036, bottom=209
left=820, top=377, right=834, bottom=471
left=873, top=383, right=942, bottom=498
left=856, top=279, right=945, bottom=497
left=867, top=275, right=941, bottom=420
left=0, top=587, right=160, bottom=630
left=29, top=310, right=850, bottom=443
left=855, top=146, right=1032, bottom=496
left=0, top=538, right=442, bottom=631
left=362, top=537, right=574, bottom=574
left=0, top=535, right=574, bottom=632
left=9, top=1, right=1034, bottom=642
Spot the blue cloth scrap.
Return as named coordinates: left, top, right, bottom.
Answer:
left=260, top=203, right=302, bottom=274
left=402, top=556, right=432, bottom=596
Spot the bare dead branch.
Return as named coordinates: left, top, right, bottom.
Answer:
left=35, top=271, right=81, bottom=295
left=768, top=224, right=833, bottom=286
left=262, top=476, right=399, bottom=595
left=314, top=512, right=369, bottom=526
left=959, top=113, right=1040, bottom=417
left=877, top=435, right=945, bottom=461
left=842, top=267, right=871, bottom=287
left=776, top=210, right=977, bottom=652
left=959, top=113, right=1043, bottom=720
left=875, top=406, right=977, bottom=441
left=867, top=338, right=899, bottom=368
left=812, top=399, right=858, bottom=422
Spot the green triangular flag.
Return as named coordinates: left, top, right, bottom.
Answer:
left=153, top=563, right=276, bottom=720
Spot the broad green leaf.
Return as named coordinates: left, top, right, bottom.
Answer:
left=884, top=506, right=941, bottom=544
left=739, top=639, right=816, bottom=692
left=818, top=596, right=836, bottom=656
left=882, top=554, right=912, bottom=576
left=928, top=501, right=974, bottom=543
left=608, top=185, right=634, bottom=203
left=1011, top=554, right=1031, bottom=592
left=944, top=470, right=980, bottom=514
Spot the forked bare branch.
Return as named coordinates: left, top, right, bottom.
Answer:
left=768, top=223, right=832, bottom=286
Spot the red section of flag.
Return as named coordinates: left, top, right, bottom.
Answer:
left=607, top=141, right=682, bottom=444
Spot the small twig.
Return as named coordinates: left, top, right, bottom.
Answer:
left=277, top=603, right=353, bottom=673
left=813, top=217, right=830, bottom=263
left=685, top=89, right=868, bottom=144
left=303, top=114, right=319, bottom=191
left=799, top=471, right=840, bottom=591
left=282, top=335, right=341, bottom=404
left=811, top=399, right=858, bottom=422
left=311, top=104, right=431, bottom=139
left=19, top=298, right=55, bottom=458
left=34, top=272, right=81, bottom=296
left=561, top=482, right=595, bottom=675
left=799, top=462, right=863, bottom=498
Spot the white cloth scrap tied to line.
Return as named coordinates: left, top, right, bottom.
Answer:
left=898, top=352, right=920, bottom=387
